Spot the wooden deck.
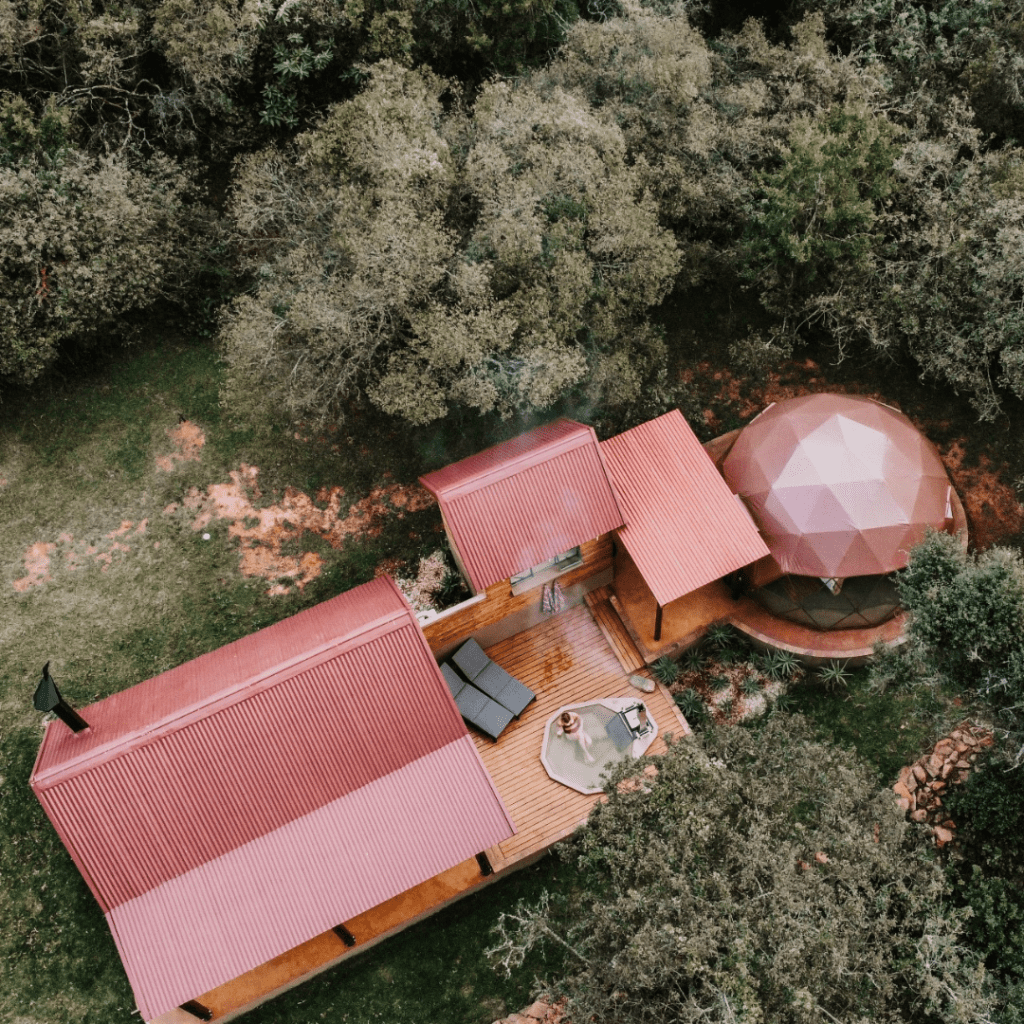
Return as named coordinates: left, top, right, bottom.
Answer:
left=475, top=603, right=687, bottom=872
left=584, top=584, right=646, bottom=672
left=158, top=603, right=688, bottom=1024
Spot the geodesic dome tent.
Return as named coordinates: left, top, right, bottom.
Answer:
left=721, top=394, right=955, bottom=629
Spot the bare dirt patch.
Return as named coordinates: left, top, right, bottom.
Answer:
left=12, top=520, right=151, bottom=591
left=939, top=440, right=1024, bottom=551
left=169, top=464, right=434, bottom=595
left=155, top=420, right=206, bottom=471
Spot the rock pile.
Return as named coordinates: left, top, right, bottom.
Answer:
left=491, top=998, right=567, bottom=1024
left=893, top=722, right=993, bottom=847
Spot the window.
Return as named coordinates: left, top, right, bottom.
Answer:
left=510, top=547, right=583, bottom=588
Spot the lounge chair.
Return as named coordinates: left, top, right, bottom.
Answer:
left=440, top=663, right=515, bottom=741
left=451, top=638, right=536, bottom=717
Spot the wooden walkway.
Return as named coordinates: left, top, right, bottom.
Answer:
left=474, top=604, right=688, bottom=872
left=585, top=585, right=646, bottom=672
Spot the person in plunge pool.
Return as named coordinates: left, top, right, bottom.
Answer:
left=557, top=710, right=595, bottom=762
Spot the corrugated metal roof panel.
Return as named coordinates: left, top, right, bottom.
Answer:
left=601, top=411, right=770, bottom=606
left=34, top=621, right=468, bottom=909
left=420, top=420, right=624, bottom=591
left=107, top=736, right=513, bottom=1021
left=35, top=576, right=408, bottom=776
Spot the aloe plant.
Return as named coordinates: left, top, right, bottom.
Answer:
left=709, top=673, right=731, bottom=694
left=682, top=646, right=705, bottom=673
left=674, top=687, right=706, bottom=722
left=764, top=649, right=800, bottom=681
left=741, top=673, right=762, bottom=697
left=651, top=656, right=679, bottom=685
left=818, top=659, right=851, bottom=692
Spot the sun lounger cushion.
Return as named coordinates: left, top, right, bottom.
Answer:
left=452, top=638, right=536, bottom=717
left=441, top=663, right=515, bottom=741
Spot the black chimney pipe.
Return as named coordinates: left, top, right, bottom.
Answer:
left=34, top=662, right=89, bottom=733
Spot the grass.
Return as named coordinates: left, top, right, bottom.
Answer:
left=786, top=667, right=960, bottom=783
left=0, top=329, right=576, bottom=1024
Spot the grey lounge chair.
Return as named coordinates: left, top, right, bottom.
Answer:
left=451, top=638, right=536, bottom=717
left=440, top=663, right=515, bottom=741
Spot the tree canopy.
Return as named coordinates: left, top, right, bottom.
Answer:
left=220, top=60, right=680, bottom=425
left=489, top=715, right=994, bottom=1024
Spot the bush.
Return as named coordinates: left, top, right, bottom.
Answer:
left=898, top=531, right=1024, bottom=711
left=0, top=95, right=208, bottom=387
left=651, top=656, right=679, bottom=685
left=945, top=751, right=1024, bottom=981
left=220, top=60, right=680, bottom=426
left=488, top=715, right=994, bottom=1023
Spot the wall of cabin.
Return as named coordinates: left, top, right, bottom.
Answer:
left=423, top=534, right=614, bottom=659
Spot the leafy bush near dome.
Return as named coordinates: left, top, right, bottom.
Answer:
left=944, top=748, right=1024, bottom=985
left=893, top=530, right=1024, bottom=712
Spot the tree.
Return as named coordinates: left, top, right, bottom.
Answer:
left=0, top=92, right=207, bottom=386
left=489, top=716, right=994, bottom=1024
left=220, top=60, right=680, bottom=426
left=895, top=529, right=1024, bottom=709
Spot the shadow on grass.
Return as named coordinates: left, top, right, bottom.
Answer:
left=785, top=668, right=958, bottom=784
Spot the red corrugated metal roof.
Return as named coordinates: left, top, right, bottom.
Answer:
left=419, top=420, right=625, bottom=591
left=105, top=737, right=508, bottom=1020
left=30, top=577, right=514, bottom=1020
left=601, top=411, right=770, bottom=606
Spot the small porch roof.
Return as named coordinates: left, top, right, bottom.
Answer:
left=419, top=419, right=625, bottom=591
left=600, top=410, right=770, bottom=606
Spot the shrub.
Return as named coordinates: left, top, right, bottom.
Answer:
left=817, top=659, right=851, bottom=692
left=674, top=687, right=708, bottom=728
left=708, top=673, right=731, bottom=694
left=763, top=648, right=801, bottom=681
left=945, top=751, right=1024, bottom=981
left=898, top=531, right=1024, bottom=710
left=741, top=673, right=762, bottom=697
left=651, top=656, right=679, bottom=685
left=488, top=715, right=994, bottom=1023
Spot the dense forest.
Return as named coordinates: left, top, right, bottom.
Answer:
left=4, top=2, right=1024, bottom=1022
left=3, top=0, right=1024, bottom=424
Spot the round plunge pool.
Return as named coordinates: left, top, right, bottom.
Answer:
left=540, top=698, right=658, bottom=795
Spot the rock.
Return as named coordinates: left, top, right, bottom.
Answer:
left=893, top=780, right=913, bottom=803
left=524, top=1001, right=550, bottom=1020
left=956, top=759, right=972, bottom=770
left=935, top=739, right=955, bottom=757
left=954, top=740, right=969, bottom=754
left=933, top=825, right=954, bottom=845
left=927, top=754, right=944, bottom=775
left=931, top=779, right=947, bottom=793
left=940, top=761, right=954, bottom=780
left=814, top=851, right=829, bottom=864
left=912, top=764, right=929, bottom=785
left=797, top=859, right=810, bottom=871
left=910, top=809, right=929, bottom=823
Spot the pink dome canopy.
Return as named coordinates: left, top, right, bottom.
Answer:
left=722, top=394, right=952, bottom=578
